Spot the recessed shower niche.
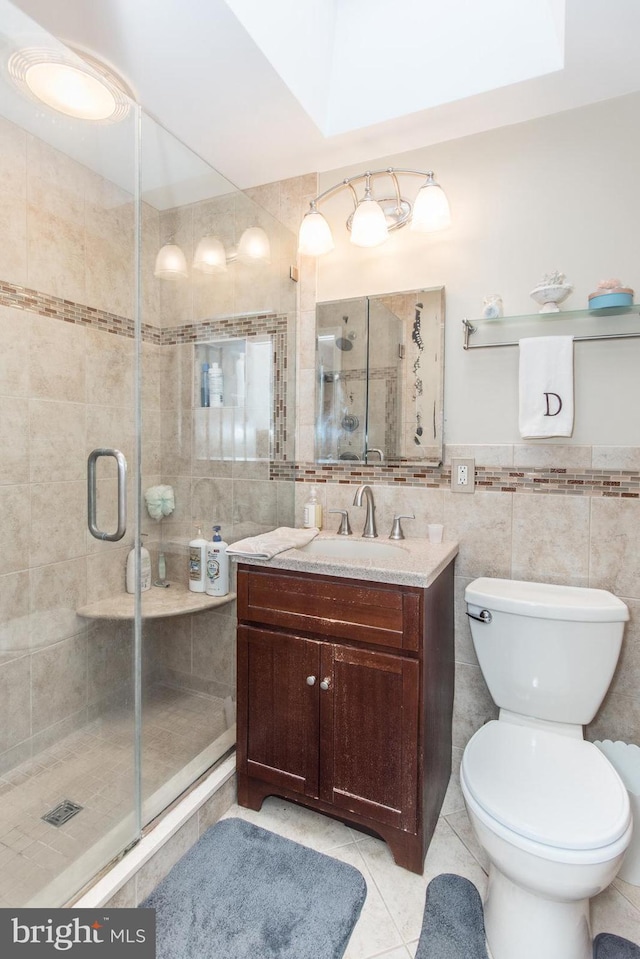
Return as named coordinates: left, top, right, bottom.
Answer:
left=194, top=317, right=289, bottom=464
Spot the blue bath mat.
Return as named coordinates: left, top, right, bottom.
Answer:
left=594, top=933, right=640, bottom=959
left=415, top=873, right=488, bottom=959
left=415, top=874, right=640, bottom=959
left=141, top=817, right=367, bottom=959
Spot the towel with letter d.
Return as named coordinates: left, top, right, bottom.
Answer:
left=518, top=336, right=574, bottom=438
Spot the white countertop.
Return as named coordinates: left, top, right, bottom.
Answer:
left=232, top=532, right=458, bottom=588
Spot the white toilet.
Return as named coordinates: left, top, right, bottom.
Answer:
left=461, top=577, right=632, bottom=959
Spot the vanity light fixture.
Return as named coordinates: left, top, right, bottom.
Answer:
left=298, top=168, right=451, bottom=256
left=8, top=47, right=132, bottom=122
left=191, top=226, right=271, bottom=276
left=154, top=238, right=188, bottom=280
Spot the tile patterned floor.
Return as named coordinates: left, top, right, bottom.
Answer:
left=0, top=684, right=227, bottom=907
left=222, top=789, right=640, bottom=959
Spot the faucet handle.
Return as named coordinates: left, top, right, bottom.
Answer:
left=328, top=509, right=352, bottom=536
left=389, top=513, right=415, bottom=540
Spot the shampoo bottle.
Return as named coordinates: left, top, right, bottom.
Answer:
left=126, top=537, right=151, bottom=593
left=200, top=362, right=210, bottom=407
left=303, top=486, right=322, bottom=529
left=205, top=525, right=230, bottom=597
left=188, top=526, right=208, bottom=593
left=208, top=362, right=224, bottom=407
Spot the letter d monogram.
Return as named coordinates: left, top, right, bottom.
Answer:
left=543, top=392, right=563, bottom=416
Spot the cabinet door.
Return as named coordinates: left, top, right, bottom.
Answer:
left=319, top=644, right=419, bottom=831
left=237, top=625, right=320, bottom=798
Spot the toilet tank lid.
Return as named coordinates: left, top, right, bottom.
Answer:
left=465, top=578, right=629, bottom=622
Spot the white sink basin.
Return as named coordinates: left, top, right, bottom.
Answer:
left=297, top=538, right=405, bottom=561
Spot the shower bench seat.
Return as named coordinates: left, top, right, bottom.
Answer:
left=77, top=583, right=236, bottom=620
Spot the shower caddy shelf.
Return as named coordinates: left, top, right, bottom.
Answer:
left=462, top=305, right=640, bottom=350
left=77, top=583, right=236, bottom=621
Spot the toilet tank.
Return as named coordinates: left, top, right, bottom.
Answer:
left=465, top=578, right=629, bottom=725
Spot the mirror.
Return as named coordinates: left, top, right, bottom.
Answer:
left=315, top=287, right=444, bottom=465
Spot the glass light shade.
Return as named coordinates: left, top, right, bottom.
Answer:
left=410, top=177, right=451, bottom=233
left=154, top=243, right=188, bottom=280
left=237, top=226, right=271, bottom=263
left=298, top=209, right=334, bottom=256
left=193, top=235, right=227, bottom=273
left=350, top=196, right=388, bottom=248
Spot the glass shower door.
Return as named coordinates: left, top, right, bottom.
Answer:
left=0, top=1, right=141, bottom=906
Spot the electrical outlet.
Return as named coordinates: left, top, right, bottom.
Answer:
left=451, top=457, right=475, bottom=493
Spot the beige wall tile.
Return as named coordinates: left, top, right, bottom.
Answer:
left=29, top=400, right=85, bottom=484
left=0, top=485, right=30, bottom=576
left=0, top=571, right=30, bottom=657
left=590, top=498, right=640, bottom=598
left=192, top=610, right=236, bottom=687
left=29, top=315, right=86, bottom=403
left=452, top=662, right=497, bottom=750
left=29, top=558, right=87, bottom=649
left=0, top=398, right=29, bottom=485
left=0, top=654, right=30, bottom=754
left=512, top=493, right=590, bottom=583
left=513, top=444, right=592, bottom=469
left=31, top=633, right=87, bottom=734
left=30, top=482, right=85, bottom=567
left=444, top=490, right=512, bottom=578
left=0, top=306, right=30, bottom=396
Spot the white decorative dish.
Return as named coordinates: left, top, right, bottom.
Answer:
left=529, top=283, right=573, bottom=313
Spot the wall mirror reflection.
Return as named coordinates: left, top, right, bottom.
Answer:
left=315, top=287, right=445, bottom=465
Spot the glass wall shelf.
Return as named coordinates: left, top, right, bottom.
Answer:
left=462, top=305, right=640, bottom=349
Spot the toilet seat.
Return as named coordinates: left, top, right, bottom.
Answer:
left=462, top=721, right=630, bottom=854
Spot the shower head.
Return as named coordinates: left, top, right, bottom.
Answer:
left=336, top=314, right=354, bottom=351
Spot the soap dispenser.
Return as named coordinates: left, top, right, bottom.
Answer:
left=205, top=525, right=229, bottom=597
left=303, top=486, right=322, bottom=529
left=126, top=536, right=151, bottom=593
left=188, top=525, right=208, bottom=593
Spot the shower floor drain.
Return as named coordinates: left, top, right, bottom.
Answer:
left=42, top=799, right=83, bottom=827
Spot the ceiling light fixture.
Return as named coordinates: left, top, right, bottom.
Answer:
left=8, top=47, right=132, bottom=122
left=298, top=168, right=451, bottom=256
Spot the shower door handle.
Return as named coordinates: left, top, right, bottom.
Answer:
left=87, top=448, right=127, bottom=541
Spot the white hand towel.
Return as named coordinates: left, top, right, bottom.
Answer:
left=226, top=526, right=319, bottom=560
left=518, top=336, right=574, bottom=438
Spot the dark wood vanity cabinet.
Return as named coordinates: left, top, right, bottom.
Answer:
left=236, top=561, right=454, bottom=874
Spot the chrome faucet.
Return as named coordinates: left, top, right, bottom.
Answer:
left=353, top=484, right=377, bottom=538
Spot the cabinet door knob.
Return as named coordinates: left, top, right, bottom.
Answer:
left=306, top=675, right=317, bottom=686
left=320, top=678, right=330, bottom=690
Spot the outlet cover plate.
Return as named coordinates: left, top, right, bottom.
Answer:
left=451, top=457, right=475, bottom=493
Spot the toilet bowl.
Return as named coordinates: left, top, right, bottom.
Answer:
left=461, top=721, right=631, bottom=959
left=462, top=578, right=631, bottom=959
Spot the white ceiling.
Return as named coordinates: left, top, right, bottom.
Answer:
left=9, top=0, right=640, bottom=190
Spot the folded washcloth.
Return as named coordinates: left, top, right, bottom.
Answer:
left=144, top=484, right=175, bottom=521
left=226, top=526, right=319, bottom=559
left=518, top=336, right=574, bottom=438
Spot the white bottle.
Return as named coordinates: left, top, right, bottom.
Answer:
left=208, top=362, right=224, bottom=407
left=188, top=526, right=208, bottom=593
left=303, top=486, right=322, bottom=529
left=126, top=540, right=151, bottom=593
left=205, top=525, right=230, bottom=597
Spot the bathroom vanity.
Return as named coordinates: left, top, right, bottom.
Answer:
left=235, top=537, right=456, bottom=873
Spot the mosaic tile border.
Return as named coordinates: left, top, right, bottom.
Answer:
left=282, top=462, right=640, bottom=498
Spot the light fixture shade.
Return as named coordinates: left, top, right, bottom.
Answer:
left=410, top=173, right=451, bottom=233
left=298, top=209, right=334, bottom=256
left=154, top=243, right=188, bottom=280
left=237, top=226, right=271, bottom=264
left=350, top=196, right=388, bottom=248
left=193, top=235, right=227, bottom=273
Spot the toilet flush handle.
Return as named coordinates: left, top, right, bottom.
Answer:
left=467, top=609, right=492, bottom=624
